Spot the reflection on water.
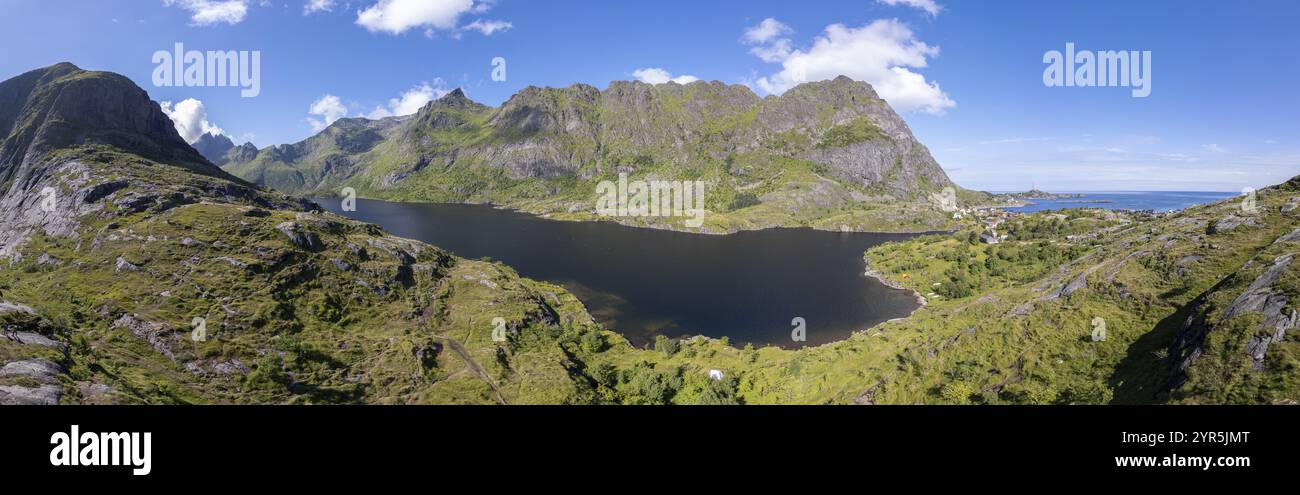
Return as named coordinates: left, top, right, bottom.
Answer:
left=318, top=199, right=923, bottom=348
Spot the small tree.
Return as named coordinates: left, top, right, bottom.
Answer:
left=654, top=335, right=680, bottom=356
left=580, top=332, right=605, bottom=353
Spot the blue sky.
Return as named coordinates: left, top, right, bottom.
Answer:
left=2, top=0, right=1297, bottom=192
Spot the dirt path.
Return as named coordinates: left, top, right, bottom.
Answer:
left=415, top=279, right=508, bottom=405
left=434, top=335, right=508, bottom=405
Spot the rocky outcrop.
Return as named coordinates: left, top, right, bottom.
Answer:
left=1222, top=255, right=1297, bottom=370
left=0, top=356, right=65, bottom=405
left=111, top=314, right=175, bottom=360
left=0, top=358, right=64, bottom=383
left=0, top=300, right=36, bottom=315
left=276, top=221, right=323, bottom=251
left=1168, top=253, right=1299, bottom=389
left=1208, top=214, right=1260, bottom=234
left=0, top=384, right=61, bottom=405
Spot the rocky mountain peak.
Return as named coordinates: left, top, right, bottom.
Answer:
left=443, top=87, right=467, bottom=101
left=418, top=87, right=482, bottom=113
left=0, top=62, right=222, bottom=180
left=193, top=132, right=235, bottom=163
left=229, top=141, right=259, bottom=163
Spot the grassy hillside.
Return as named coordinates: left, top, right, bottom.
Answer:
left=859, top=184, right=1300, bottom=404
left=9, top=145, right=1296, bottom=404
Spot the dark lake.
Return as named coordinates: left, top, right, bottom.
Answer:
left=317, top=198, right=922, bottom=349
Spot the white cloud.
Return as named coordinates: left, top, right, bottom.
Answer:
left=742, top=18, right=794, bottom=62
left=307, top=94, right=349, bottom=132
left=877, top=0, right=943, bottom=16
left=303, top=0, right=335, bottom=15
left=742, top=17, right=792, bottom=45
left=1203, top=143, right=1227, bottom=153
left=366, top=80, right=451, bottom=119
left=356, top=0, right=487, bottom=35
left=750, top=39, right=794, bottom=63
left=632, top=68, right=699, bottom=85
left=749, top=19, right=955, bottom=114
left=160, top=98, right=225, bottom=143
left=463, top=18, right=512, bottom=35
left=164, top=0, right=249, bottom=26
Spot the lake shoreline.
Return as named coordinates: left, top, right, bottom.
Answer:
left=310, top=194, right=949, bottom=236
left=317, top=196, right=932, bottom=350
left=864, top=260, right=928, bottom=316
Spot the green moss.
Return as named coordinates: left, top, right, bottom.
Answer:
left=817, top=117, right=889, bottom=148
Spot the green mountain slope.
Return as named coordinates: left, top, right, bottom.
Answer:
left=223, top=78, right=984, bottom=233
left=859, top=184, right=1300, bottom=404
left=0, top=63, right=631, bottom=404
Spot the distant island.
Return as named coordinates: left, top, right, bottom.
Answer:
left=998, top=189, right=1087, bottom=200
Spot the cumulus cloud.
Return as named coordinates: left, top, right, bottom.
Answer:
left=742, top=19, right=795, bottom=63
left=303, top=0, right=335, bottom=15
left=462, top=18, right=513, bottom=35
left=877, top=0, right=943, bottom=16
left=160, top=98, right=225, bottom=143
left=742, top=17, right=792, bottom=44
left=164, top=0, right=249, bottom=26
left=632, top=68, right=699, bottom=85
left=748, top=38, right=793, bottom=63
left=748, top=18, right=955, bottom=114
left=366, top=80, right=451, bottom=119
left=1203, top=143, right=1227, bottom=153
left=356, top=0, right=502, bottom=35
left=307, top=94, right=349, bottom=132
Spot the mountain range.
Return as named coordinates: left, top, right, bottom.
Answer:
left=213, top=77, right=979, bottom=233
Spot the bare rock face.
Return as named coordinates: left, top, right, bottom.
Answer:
left=0, top=384, right=61, bottom=405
